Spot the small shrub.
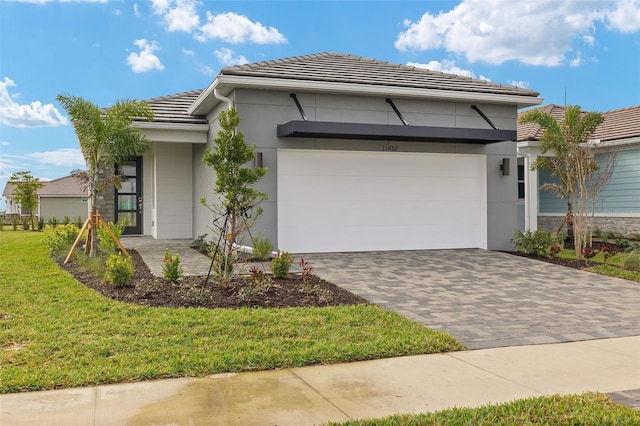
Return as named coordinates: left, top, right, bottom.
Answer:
left=0, top=217, right=3, bottom=231
left=270, top=251, right=293, bottom=278
left=105, top=253, right=133, bottom=287
left=75, top=216, right=84, bottom=228
left=192, top=234, right=212, bottom=253
left=48, top=217, right=59, bottom=228
left=98, top=219, right=126, bottom=253
left=549, top=243, right=562, bottom=258
left=36, top=217, right=45, bottom=231
left=299, top=258, right=314, bottom=283
left=582, top=245, right=598, bottom=265
left=615, top=238, right=630, bottom=249
left=238, top=267, right=272, bottom=303
left=21, top=217, right=30, bottom=231
left=63, top=216, right=71, bottom=225
left=300, top=282, right=333, bottom=304
left=11, top=217, right=19, bottom=231
left=162, top=249, right=183, bottom=282
left=212, top=254, right=234, bottom=287
left=252, top=237, right=273, bottom=260
left=43, top=223, right=81, bottom=251
left=621, top=250, right=640, bottom=272
left=510, top=229, right=562, bottom=257
left=600, top=244, right=610, bottom=264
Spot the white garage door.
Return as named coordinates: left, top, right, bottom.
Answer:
left=277, top=149, right=487, bottom=253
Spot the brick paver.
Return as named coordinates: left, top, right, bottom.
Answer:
left=303, top=249, right=640, bottom=350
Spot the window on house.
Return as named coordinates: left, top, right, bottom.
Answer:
left=517, top=157, right=525, bottom=199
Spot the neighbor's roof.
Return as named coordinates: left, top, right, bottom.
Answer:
left=136, top=89, right=206, bottom=125
left=517, top=104, right=640, bottom=142
left=2, top=175, right=85, bottom=198
left=219, top=52, right=540, bottom=97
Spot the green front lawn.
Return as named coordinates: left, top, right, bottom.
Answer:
left=0, top=232, right=463, bottom=393
left=327, top=392, right=640, bottom=425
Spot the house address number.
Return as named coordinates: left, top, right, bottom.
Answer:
left=382, top=144, right=399, bottom=152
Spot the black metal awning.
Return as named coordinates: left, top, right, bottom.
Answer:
left=277, top=121, right=516, bottom=144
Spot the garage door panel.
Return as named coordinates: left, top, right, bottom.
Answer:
left=280, top=175, right=483, bottom=202
left=280, top=150, right=483, bottom=178
left=279, top=224, right=483, bottom=252
left=278, top=149, right=487, bottom=253
left=280, top=200, right=482, bottom=228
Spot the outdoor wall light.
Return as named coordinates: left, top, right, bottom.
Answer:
left=500, top=157, right=510, bottom=176
left=254, top=152, right=263, bottom=169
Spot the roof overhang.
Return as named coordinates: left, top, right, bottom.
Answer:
left=278, top=121, right=516, bottom=144
left=189, top=75, right=543, bottom=116
left=133, top=121, right=209, bottom=144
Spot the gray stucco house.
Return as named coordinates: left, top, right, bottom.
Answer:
left=517, top=104, right=640, bottom=237
left=96, top=52, right=542, bottom=252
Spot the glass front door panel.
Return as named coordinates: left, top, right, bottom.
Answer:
left=116, top=158, right=142, bottom=235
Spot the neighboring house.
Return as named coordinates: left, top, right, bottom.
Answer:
left=517, top=104, right=640, bottom=236
left=95, top=52, right=542, bottom=252
left=2, top=175, right=88, bottom=222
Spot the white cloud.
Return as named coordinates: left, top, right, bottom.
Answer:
left=395, top=0, right=639, bottom=66
left=1, top=141, right=9, bottom=146
left=112, top=8, right=120, bottom=16
left=200, top=65, right=215, bottom=76
left=133, top=3, right=141, bottom=18
left=182, top=48, right=195, bottom=55
left=197, top=12, right=287, bottom=44
left=26, top=148, right=85, bottom=167
left=509, top=80, right=530, bottom=88
left=152, top=0, right=200, bottom=33
left=407, top=59, right=478, bottom=79
left=0, top=77, right=68, bottom=128
left=606, top=0, right=640, bottom=32
left=127, top=39, right=165, bottom=73
left=570, top=52, right=584, bottom=67
left=583, top=34, right=596, bottom=46
left=214, top=48, right=249, bottom=66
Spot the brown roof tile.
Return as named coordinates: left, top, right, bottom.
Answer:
left=517, top=104, right=640, bottom=142
left=2, top=175, right=85, bottom=198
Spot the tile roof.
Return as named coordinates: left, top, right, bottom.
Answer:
left=517, top=104, right=640, bottom=142
left=136, top=89, right=206, bottom=125
left=2, top=175, right=85, bottom=198
left=220, top=52, right=540, bottom=98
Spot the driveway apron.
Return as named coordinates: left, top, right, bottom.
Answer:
left=304, top=249, right=640, bottom=350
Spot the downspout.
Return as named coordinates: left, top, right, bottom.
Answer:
left=213, top=88, right=232, bottom=109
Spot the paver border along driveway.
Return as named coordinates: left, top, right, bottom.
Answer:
left=304, top=249, right=640, bottom=350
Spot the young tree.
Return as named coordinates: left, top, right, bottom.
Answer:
left=519, top=105, right=611, bottom=258
left=201, top=108, right=267, bottom=277
left=56, top=94, right=154, bottom=256
left=8, top=171, right=44, bottom=230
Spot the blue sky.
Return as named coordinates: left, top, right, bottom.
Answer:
left=1, top=0, right=639, bottom=210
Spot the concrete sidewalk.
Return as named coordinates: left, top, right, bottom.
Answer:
left=2, top=336, right=638, bottom=425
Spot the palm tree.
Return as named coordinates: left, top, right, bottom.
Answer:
left=519, top=105, right=605, bottom=258
left=57, top=94, right=154, bottom=256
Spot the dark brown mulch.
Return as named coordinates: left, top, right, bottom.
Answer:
left=55, top=250, right=368, bottom=309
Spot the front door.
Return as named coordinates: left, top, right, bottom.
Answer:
left=116, top=157, right=142, bottom=235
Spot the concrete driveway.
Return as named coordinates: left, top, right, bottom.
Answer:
left=305, top=249, right=640, bottom=350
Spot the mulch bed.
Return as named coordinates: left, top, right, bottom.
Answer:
left=55, top=250, right=368, bottom=309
